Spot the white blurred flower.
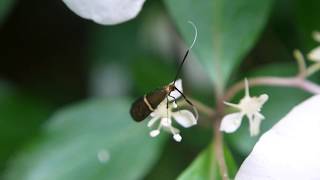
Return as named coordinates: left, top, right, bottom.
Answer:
left=62, top=0, right=146, bottom=25
left=220, top=79, right=268, bottom=136
left=307, top=31, right=320, bottom=62
left=148, top=80, right=197, bottom=142
left=236, top=95, right=320, bottom=180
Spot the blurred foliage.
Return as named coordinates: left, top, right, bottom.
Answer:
left=0, top=82, right=52, bottom=173
left=4, top=99, right=165, bottom=180
left=164, top=0, right=273, bottom=90
left=0, top=0, right=320, bottom=179
left=0, top=0, right=15, bottom=25
left=295, top=0, right=320, bottom=50
left=178, top=144, right=237, bottom=180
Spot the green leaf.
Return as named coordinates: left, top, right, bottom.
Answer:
left=0, top=0, right=15, bottom=24
left=227, top=63, right=310, bottom=156
left=164, top=0, right=273, bottom=91
left=4, top=98, right=166, bottom=180
left=178, top=144, right=237, bottom=180
left=0, top=82, right=51, bottom=171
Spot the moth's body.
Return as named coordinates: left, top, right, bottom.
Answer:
left=130, top=84, right=175, bottom=122
left=130, top=21, right=197, bottom=122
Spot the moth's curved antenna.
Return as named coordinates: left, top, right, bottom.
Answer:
left=173, top=21, right=198, bottom=84
left=187, top=21, right=198, bottom=50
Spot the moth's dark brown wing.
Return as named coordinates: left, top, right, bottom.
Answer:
left=130, top=88, right=169, bottom=122
left=130, top=96, right=152, bottom=122
left=146, top=89, right=168, bottom=109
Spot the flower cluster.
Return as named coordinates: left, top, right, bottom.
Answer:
left=147, top=80, right=197, bottom=142
left=220, top=79, right=268, bottom=136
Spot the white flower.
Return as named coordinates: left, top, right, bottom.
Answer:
left=220, top=79, right=268, bottom=136
left=148, top=80, right=197, bottom=142
left=235, top=95, right=320, bottom=180
left=307, top=31, right=320, bottom=62
left=62, top=0, right=146, bottom=25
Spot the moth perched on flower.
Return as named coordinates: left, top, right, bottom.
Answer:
left=220, top=79, right=268, bottom=136
left=146, top=80, right=198, bottom=142
left=130, top=22, right=198, bottom=142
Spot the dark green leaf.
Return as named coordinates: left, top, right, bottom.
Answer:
left=0, top=82, right=51, bottom=172
left=178, top=144, right=237, bottom=180
left=164, top=0, right=273, bottom=90
left=294, top=0, right=320, bottom=49
left=4, top=98, right=166, bottom=180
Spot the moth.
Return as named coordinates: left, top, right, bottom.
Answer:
left=130, top=21, right=198, bottom=122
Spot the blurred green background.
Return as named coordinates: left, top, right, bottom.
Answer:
left=0, top=0, right=319, bottom=179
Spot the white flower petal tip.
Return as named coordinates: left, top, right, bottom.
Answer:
left=249, top=118, right=262, bottom=137
left=220, top=113, right=243, bottom=133
left=173, top=110, right=197, bottom=128
left=235, top=95, right=320, bottom=180
left=149, top=130, right=160, bottom=137
left=172, top=101, right=178, bottom=108
left=173, top=134, right=182, bottom=142
left=259, top=94, right=269, bottom=103
left=62, top=0, right=146, bottom=25
left=307, top=46, right=320, bottom=62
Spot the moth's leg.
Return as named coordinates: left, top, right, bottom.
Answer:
left=168, top=93, right=180, bottom=112
left=174, top=87, right=199, bottom=120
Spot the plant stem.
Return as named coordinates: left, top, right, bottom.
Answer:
left=224, top=76, right=320, bottom=101
left=213, top=98, right=229, bottom=180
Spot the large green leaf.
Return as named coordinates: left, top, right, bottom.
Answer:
left=164, top=0, right=273, bottom=91
left=178, top=144, right=237, bottom=180
left=0, top=82, right=51, bottom=172
left=4, top=98, right=166, bottom=180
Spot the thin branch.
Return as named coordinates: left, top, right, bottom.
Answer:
left=224, top=76, right=320, bottom=101
left=213, top=98, right=229, bottom=180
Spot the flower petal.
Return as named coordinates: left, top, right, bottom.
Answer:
left=236, top=95, right=320, bottom=179
left=168, top=79, right=183, bottom=101
left=149, top=130, right=160, bottom=137
left=62, top=0, right=146, bottom=25
left=172, top=110, right=197, bottom=128
left=258, top=94, right=269, bottom=104
left=248, top=115, right=262, bottom=136
left=308, top=46, right=320, bottom=62
left=173, top=134, right=182, bottom=142
left=220, top=112, right=243, bottom=133
left=224, top=101, right=240, bottom=109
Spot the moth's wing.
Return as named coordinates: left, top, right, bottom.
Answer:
left=130, top=88, right=169, bottom=122
left=130, top=96, right=152, bottom=122
left=146, top=88, right=168, bottom=108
